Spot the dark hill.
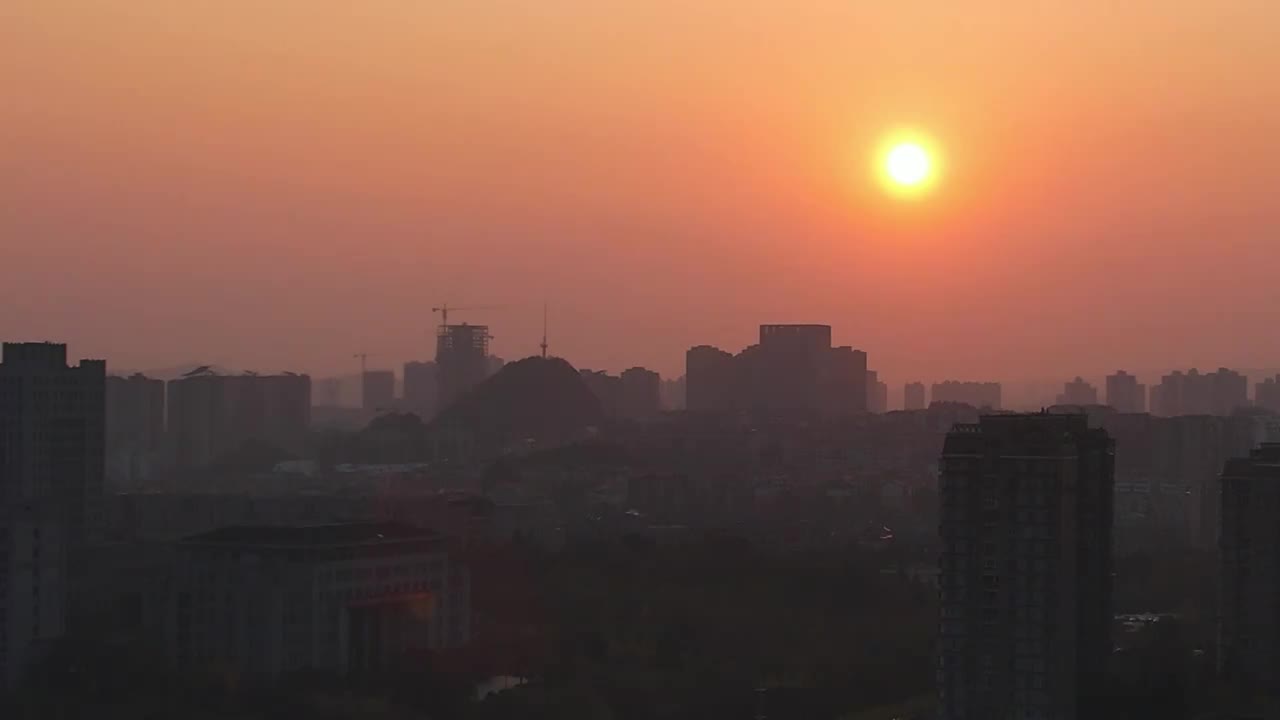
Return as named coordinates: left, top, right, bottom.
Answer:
left=431, top=357, right=604, bottom=443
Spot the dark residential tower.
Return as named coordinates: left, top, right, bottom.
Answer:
left=105, top=372, right=166, bottom=488
left=905, top=381, right=927, bottom=411
left=0, top=342, right=106, bottom=686
left=402, top=361, right=439, bottom=419
left=866, top=370, right=888, bottom=414
left=938, top=413, right=1114, bottom=720
left=1218, top=443, right=1280, bottom=704
left=685, top=345, right=736, bottom=413
left=753, top=324, right=832, bottom=412
left=619, top=367, right=661, bottom=419
left=827, top=346, right=868, bottom=414
left=1105, top=371, right=1145, bottom=413
left=361, top=370, right=395, bottom=413
left=1056, top=377, right=1099, bottom=406
left=1255, top=375, right=1280, bottom=414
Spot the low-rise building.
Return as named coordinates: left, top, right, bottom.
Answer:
left=169, top=523, right=468, bottom=677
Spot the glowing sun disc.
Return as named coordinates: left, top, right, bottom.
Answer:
left=874, top=130, right=941, bottom=199
left=886, top=143, right=931, bottom=186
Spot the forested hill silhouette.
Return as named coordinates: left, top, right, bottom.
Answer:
left=431, top=356, right=604, bottom=444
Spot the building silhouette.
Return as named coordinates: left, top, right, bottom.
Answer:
left=1151, top=368, right=1248, bottom=417
left=685, top=345, right=736, bottom=413
left=436, top=323, right=491, bottom=409
left=905, top=381, right=927, bottom=411
left=105, top=372, right=166, bottom=488
left=932, top=381, right=1002, bottom=410
left=0, top=342, right=106, bottom=687
left=1056, top=377, right=1099, bottom=406
left=827, top=345, right=869, bottom=415
left=754, top=324, right=833, bottom=412
left=938, top=413, right=1114, bottom=720
left=620, top=367, right=661, bottom=419
left=1219, top=442, right=1280, bottom=704
left=360, top=370, right=395, bottom=413
left=579, top=369, right=622, bottom=418
left=1105, top=371, right=1146, bottom=413
left=167, top=370, right=310, bottom=469
left=684, top=325, right=867, bottom=415
left=313, top=376, right=343, bottom=407
left=866, top=370, right=889, bottom=414
left=1255, top=375, right=1280, bottom=414
left=402, top=361, right=439, bottom=419
left=660, top=375, right=686, bottom=411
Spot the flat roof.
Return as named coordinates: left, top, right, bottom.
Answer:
left=180, top=522, right=440, bottom=549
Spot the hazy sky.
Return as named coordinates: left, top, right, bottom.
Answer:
left=5, top=1, right=1280, bottom=384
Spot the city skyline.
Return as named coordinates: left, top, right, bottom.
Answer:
left=8, top=2, right=1280, bottom=716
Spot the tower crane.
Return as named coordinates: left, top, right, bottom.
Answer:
left=431, top=303, right=500, bottom=328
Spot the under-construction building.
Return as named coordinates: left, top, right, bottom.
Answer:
left=436, top=323, right=491, bottom=408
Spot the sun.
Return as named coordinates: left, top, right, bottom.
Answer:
left=874, top=130, right=941, bottom=198
left=886, top=143, right=931, bottom=186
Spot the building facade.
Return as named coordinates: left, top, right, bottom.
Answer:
left=360, top=370, right=395, bottom=413
left=167, top=371, right=311, bottom=469
left=1219, top=443, right=1280, bottom=705
left=620, top=367, right=661, bottom=420
left=1105, top=371, right=1146, bottom=414
left=1056, top=377, right=1099, bottom=406
left=170, top=523, right=469, bottom=677
left=753, top=324, right=832, bottom=412
left=402, top=361, right=438, bottom=419
left=932, top=381, right=1002, bottom=410
left=105, top=373, right=166, bottom=489
left=905, top=382, right=927, bottom=411
left=0, top=342, right=106, bottom=687
left=684, top=345, right=736, bottom=413
left=938, top=413, right=1114, bottom=720
left=866, top=370, right=889, bottom=414
left=1255, top=375, right=1280, bottom=414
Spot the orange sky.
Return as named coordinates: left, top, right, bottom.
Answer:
left=4, top=1, right=1280, bottom=386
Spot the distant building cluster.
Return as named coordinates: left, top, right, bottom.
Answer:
left=578, top=366, right=663, bottom=420
left=931, top=380, right=1002, bottom=410
left=1149, top=367, right=1248, bottom=417
left=686, top=324, right=868, bottom=414
left=166, top=368, right=311, bottom=469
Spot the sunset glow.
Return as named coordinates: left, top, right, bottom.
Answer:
left=6, top=2, right=1280, bottom=384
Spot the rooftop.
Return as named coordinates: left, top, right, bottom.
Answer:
left=181, top=522, right=440, bottom=548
